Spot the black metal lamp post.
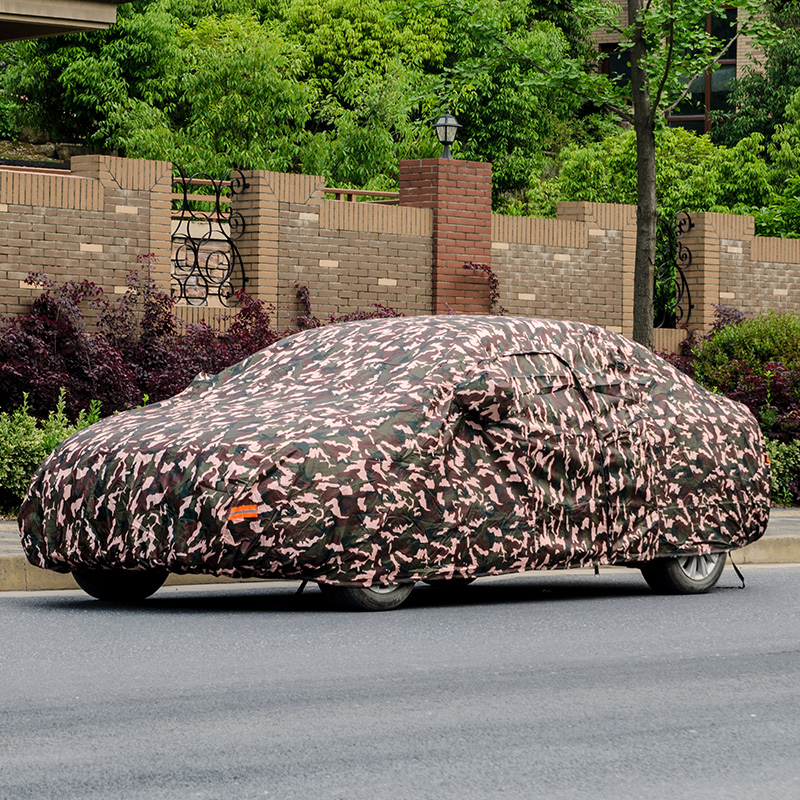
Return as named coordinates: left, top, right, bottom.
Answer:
left=433, top=113, right=461, bottom=159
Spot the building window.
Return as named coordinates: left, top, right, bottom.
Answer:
left=668, top=8, right=738, bottom=134
left=600, top=7, right=738, bottom=134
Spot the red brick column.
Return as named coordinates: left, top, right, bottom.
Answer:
left=399, top=158, right=492, bottom=314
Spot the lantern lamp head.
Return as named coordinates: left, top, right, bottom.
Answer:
left=433, top=113, right=461, bottom=159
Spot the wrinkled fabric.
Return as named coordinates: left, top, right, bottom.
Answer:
left=19, top=316, right=770, bottom=585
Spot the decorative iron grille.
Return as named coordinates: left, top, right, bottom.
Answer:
left=654, top=210, right=694, bottom=329
left=171, top=167, right=248, bottom=306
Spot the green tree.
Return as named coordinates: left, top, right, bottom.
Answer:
left=108, top=12, right=314, bottom=173
left=432, top=0, right=776, bottom=348
left=279, top=0, right=448, bottom=186
left=593, top=0, right=775, bottom=348
left=556, top=127, right=773, bottom=219
left=1, top=0, right=450, bottom=180
left=406, top=0, right=608, bottom=201
left=768, top=86, right=800, bottom=184
left=2, top=0, right=185, bottom=145
left=712, top=3, right=800, bottom=147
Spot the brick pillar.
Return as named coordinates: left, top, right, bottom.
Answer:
left=399, top=158, right=492, bottom=314
left=681, top=212, right=721, bottom=332
left=232, top=171, right=280, bottom=308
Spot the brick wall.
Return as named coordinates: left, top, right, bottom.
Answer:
left=3, top=156, right=800, bottom=355
left=233, top=170, right=434, bottom=329
left=0, top=156, right=171, bottom=317
left=492, top=202, right=637, bottom=337
left=683, top=212, right=800, bottom=323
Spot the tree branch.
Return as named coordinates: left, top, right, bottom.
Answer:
left=665, top=27, right=743, bottom=115
left=651, top=3, right=675, bottom=119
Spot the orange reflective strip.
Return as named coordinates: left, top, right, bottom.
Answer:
left=228, top=504, right=259, bottom=521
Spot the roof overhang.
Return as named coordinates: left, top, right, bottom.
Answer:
left=0, top=0, right=118, bottom=42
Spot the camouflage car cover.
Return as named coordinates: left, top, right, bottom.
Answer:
left=19, top=316, right=770, bottom=585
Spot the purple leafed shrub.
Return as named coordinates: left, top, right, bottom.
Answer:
left=95, top=275, right=286, bottom=404
left=294, top=282, right=403, bottom=329
left=462, top=262, right=507, bottom=315
left=0, top=274, right=140, bottom=419
left=1, top=271, right=403, bottom=421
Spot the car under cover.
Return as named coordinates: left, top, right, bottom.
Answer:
left=19, top=315, right=770, bottom=585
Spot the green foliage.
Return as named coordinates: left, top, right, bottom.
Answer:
left=552, top=127, right=773, bottom=221
left=0, top=0, right=613, bottom=199
left=2, top=1, right=184, bottom=144
left=766, top=439, right=800, bottom=506
left=0, top=46, right=20, bottom=139
left=767, top=86, right=800, bottom=185
left=109, top=12, right=314, bottom=174
left=426, top=0, right=598, bottom=199
left=0, top=390, right=100, bottom=513
left=752, top=176, right=800, bottom=238
left=693, top=310, right=800, bottom=382
left=301, top=61, right=441, bottom=188
left=712, top=6, right=800, bottom=148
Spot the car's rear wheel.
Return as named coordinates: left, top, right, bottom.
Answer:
left=639, top=553, right=726, bottom=594
left=317, top=582, right=414, bottom=611
left=72, top=568, right=168, bottom=602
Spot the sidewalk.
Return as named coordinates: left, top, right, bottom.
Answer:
left=2, top=510, right=799, bottom=592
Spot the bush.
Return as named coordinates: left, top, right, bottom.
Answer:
left=665, top=307, right=800, bottom=505
left=0, top=273, right=141, bottom=419
left=0, top=390, right=100, bottom=513
left=1, top=268, right=404, bottom=421
left=0, top=270, right=289, bottom=419
left=766, top=439, right=800, bottom=507
left=690, top=310, right=800, bottom=443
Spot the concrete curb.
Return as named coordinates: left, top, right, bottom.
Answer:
left=2, top=534, right=799, bottom=593
left=725, top=536, right=800, bottom=565
left=0, top=553, right=262, bottom=592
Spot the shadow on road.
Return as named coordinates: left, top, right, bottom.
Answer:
left=27, top=568, right=745, bottom=615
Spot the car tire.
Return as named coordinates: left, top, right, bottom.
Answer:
left=422, top=577, right=475, bottom=589
left=317, top=582, right=414, bottom=611
left=639, top=553, right=727, bottom=595
left=72, top=568, right=168, bottom=602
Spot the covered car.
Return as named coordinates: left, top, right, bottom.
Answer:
left=18, top=315, right=770, bottom=610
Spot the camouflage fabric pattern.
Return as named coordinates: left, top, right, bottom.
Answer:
left=19, top=316, right=770, bottom=585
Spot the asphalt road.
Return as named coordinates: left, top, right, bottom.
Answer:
left=1, top=566, right=799, bottom=800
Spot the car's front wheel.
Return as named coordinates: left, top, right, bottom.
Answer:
left=72, top=568, right=168, bottom=602
left=317, top=582, right=414, bottom=611
left=639, top=553, right=726, bottom=594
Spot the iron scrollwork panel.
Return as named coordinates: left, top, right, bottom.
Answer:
left=171, top=168, right=248, bottom=306
left=654, top=210, right=694, bottom=329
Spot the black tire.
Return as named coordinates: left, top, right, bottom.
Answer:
left=639, top=553, right=727, bottom=595
left=422, top=577, right=475, bottom=589
left=317, top=582, right=414, bottom=611
left=72, top=567, right=168, bottom=602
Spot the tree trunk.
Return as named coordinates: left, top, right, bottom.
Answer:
left=628, top=0, right=657, bottom=350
